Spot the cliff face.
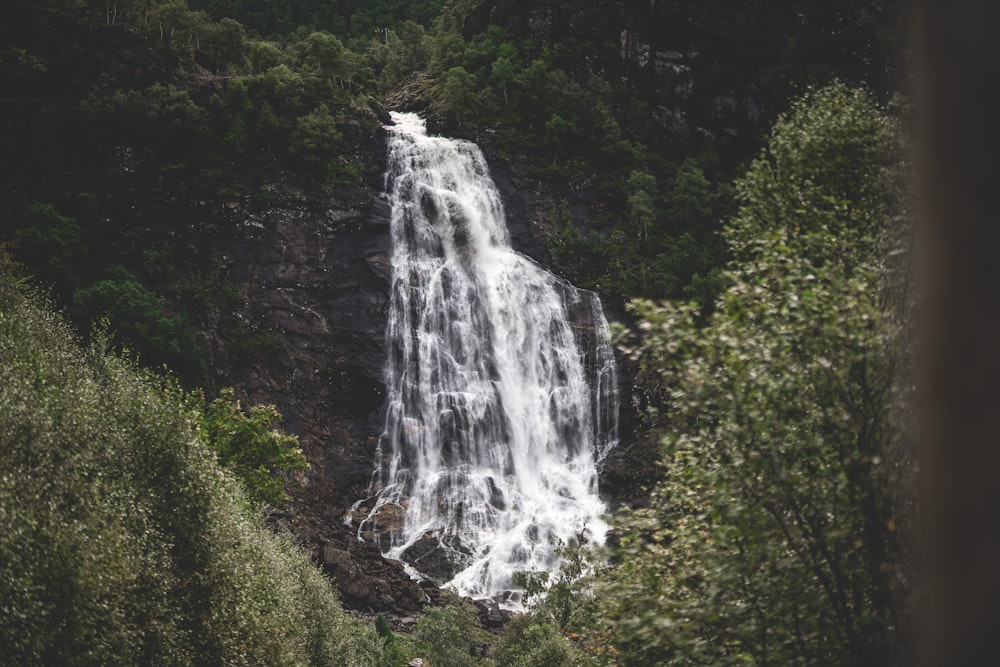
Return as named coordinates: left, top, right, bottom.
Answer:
left=200, top=163, right=392, bottom=508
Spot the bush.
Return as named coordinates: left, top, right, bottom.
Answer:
left=0, top=257, right=370, bottom=666
left=196, top=387, right=307, bottom=506
left=412, top=593, right=490, bottom=667
left=72, top=269, right=206, bottom=385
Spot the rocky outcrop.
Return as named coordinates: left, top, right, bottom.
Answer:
left=203, top=168, right=392, bottom=507
left=266, top=503, right=441, bottom=614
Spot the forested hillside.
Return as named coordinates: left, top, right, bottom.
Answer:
left=0, top=0, right=918, bottom=664
left=0, top=257, right=373, bottom=665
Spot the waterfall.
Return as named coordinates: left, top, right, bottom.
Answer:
left=353, top=112, right=618, bottom=605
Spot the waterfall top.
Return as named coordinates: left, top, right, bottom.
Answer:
left=388, top=111, right=427, bottom=136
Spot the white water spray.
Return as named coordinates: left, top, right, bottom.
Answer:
left=354, top=112, right=618, bottom=604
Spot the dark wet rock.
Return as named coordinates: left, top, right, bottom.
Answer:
left=279, top=505, right=433, bottom=614
left=401, top=535, right=474, bottom=584
left=473, top=597, right=514, bottom=631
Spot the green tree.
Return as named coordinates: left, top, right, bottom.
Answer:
left=248, top=40, right=282, bottom=74
left=544, top=113, right=576, bottom=165
left=411, top=592, right=490, bottom=667
left=437, top=66, right=477, bottom=123
left=204, top=16, right=246, bottom=74
left=260, top=64, right=306, bottom=111
left=664, top=159, right=714, bottom=232
left=300, top=31, right=347, bottom=80
left=603, top=83, right=910, bottom=665
left=490, top=42, right=519, bottom=107
left=290, top=104, right=342, bottom=165
left=72, top=269, right=206, bottom=384
left=625, top=170, right=659, bottom=241
left=197, top=388, right=307, bottom=506
left=398, top=20, right=430, bottom=73
left=11, top=203, right=83, bottom=299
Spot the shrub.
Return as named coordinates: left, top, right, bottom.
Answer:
left=0, top=257, right=369, bottom=666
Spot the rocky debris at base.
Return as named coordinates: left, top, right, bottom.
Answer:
left=472, top=597, right=515, bottom=631
left=266, top=501, right=437, bottom=615
left=265, top=503, right=515, bottom=632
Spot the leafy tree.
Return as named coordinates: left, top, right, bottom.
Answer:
left=411, top=592, right=490, bottom=667
left=437, top=66, right=477, bottom=122
left=72, top=268, right=206, bottom=384
left=148, top=0, right=196, bottom=47
left=203, top=16, right=246, bottom=74
left=489, top=615, right=579, bottom=667
left=544, top=113, right=576, bottom=165
left=290, top=104, right=342, bottom=165
left=260, top=63, right=306, bottom=110
left=603, top=83, right=910, bottom=665
left=514, top=57, right=551, bottom=129
left=197, top=387, right=307, bottom=506
left=10, top=203, right=83, bottom=300
left=300, top=31, right=348, bottom=80
left=398, top=20, right=430, bottom=73
left=625, top=170, right=659, bottom=241
left=490, top=42, right=519, bottom=107
left=248, top=40, right=282, bottom=74
left=664, top=159, right=714, bottom=232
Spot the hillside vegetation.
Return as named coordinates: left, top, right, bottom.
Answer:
left=0, top=257, right=377, bottom=666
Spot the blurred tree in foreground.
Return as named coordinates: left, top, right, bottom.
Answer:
left=604, top=83, right=913, bottom=665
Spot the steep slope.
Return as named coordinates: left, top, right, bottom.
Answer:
left=0, top=259, right=373, bottom=665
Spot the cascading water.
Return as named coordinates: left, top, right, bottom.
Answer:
left=353, top=112, right=618, bottom=605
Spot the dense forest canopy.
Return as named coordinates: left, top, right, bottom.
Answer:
left=188, top=0, right=448, bottom=37
left=0, top=0, right=930, bottom=664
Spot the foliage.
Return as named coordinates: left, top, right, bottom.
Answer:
left=0, top=257, right=373, bottom=666
left=603, top=83, right=911, bottom=665
left=203, top=16, right=246, bottom=73
left=290, top=103, right=343, bottom=164
left=248, top=40, right=282, bottom=73
left=489, top=614, right=580, bottom=667
left=516, top=541, right=605, bottom=632
left=365, top=614, right=410, bottom=666
left=504, top=542, right=612, bottom=666
left=196, top=387, right=307, bottom=506
left=411, top=592, right=491, bottom=667
left=10, top=203, right=84, bottom=300
left=436, top=66, right=479, bottom=123
left=189, top=0, right=447, bottom=38
left=72, top=268, right=207, bottom=384
left=78, top=84, right=211, bottom=145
